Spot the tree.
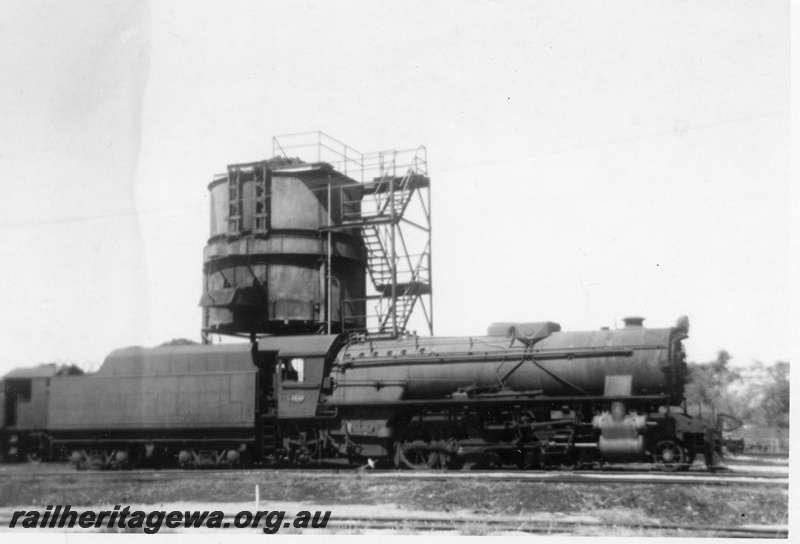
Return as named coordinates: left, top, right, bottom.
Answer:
left=685, top=351, right=790, bottom=429
left=762, top=361, right=790, bottom=427
left=685, top=350, right=742, bottom=420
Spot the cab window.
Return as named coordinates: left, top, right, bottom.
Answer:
left=280, top=358, right=304, bottom=382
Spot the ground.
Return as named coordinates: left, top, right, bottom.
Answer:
left=0, top=460, right=788, bottom=536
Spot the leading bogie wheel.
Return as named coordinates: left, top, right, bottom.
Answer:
left=653, top=439, right=686, bottom=472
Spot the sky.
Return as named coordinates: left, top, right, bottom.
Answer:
left=0, top=0, right=791, bottom=375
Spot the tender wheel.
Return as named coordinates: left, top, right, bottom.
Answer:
left=25, top=434, right=47, bottom=464
left=26, top=450, right=43, bottom=464
left=87, top=451, right=107, bottom=470
left=125, top=448, right=142, bottom=470
left=653, top=439, right=686, bottom=472
left=70, top=450, right=86, bottom=470
left=239, top=450, right=254, bottom=469
left=394, top=441, right=440, bottom=470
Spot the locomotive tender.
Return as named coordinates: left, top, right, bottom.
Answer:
left=0, top=134, right=720, bottom=471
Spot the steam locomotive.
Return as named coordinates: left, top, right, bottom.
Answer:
left=0, top=315, right=720, bottom=471
left=0, top=141, right=722, bottom=471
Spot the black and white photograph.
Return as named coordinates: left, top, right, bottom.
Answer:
left=0, top=0, right=791, bottom=539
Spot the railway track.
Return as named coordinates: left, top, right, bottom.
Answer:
left=0, top=467, right=788, bottom=487
left=0, top=511, right=787, bottom=538
left=320, top=515, right=789, bottom=538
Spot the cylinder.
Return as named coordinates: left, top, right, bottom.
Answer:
left=594, top=412, right=647, bottom=460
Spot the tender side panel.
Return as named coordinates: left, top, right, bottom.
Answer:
left=48, top=371, right=256, bottom=430
left=47, top=345, right=257, bottom=430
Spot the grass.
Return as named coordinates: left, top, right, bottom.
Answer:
left=1, top=469, right=788, bottom=534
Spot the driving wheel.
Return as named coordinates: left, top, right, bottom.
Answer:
left=394, top=441, right=440, bottom=470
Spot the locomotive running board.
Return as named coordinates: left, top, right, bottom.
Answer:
left=322, top=394, right=671, bottom=409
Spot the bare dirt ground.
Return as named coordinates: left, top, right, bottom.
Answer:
left=0, top=462, right=789, bottom=536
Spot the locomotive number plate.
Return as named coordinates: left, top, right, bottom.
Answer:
left=290, top=393, right=305, bottom=403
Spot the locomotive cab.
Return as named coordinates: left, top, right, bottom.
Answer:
left=255, top=334, right=344, bottom=420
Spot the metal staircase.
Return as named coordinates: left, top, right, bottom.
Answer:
left=348, top=148, right=431, bottom=338
left=371, top=173, right=422, bottom=219
left=361, top=225, right=393, bottom=287
left=377, top=282, right=424, bottom=333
